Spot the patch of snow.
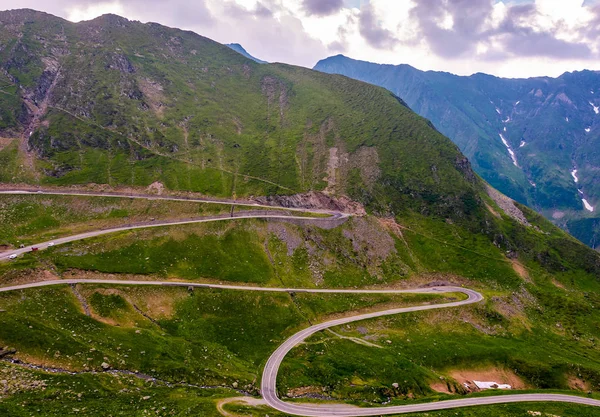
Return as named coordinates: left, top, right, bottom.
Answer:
left=474, top=381, right=512, bottom=390
left=590, top=101, right=599, bottom=114
left=515, top=100, right=520, bottom=105
left=571, top=169, right=579, bottom=183
left=496, top=107, right=501, bottom=114
left=579, top=189, right=584, bottom=195
left=520, top=140, right=526, bottom=148
left=565, top=117, right=569, bottom=122
left=499, top=133, right=518, bottom=166
left=503, top=116, right=511, bottom=123
left=504, top=126, right=507, bottom=132
left=585, top=127, right=591, bottom=133
left=583, top=199, right=594, bottom=212
left=529, top=180, right=537, bottom=187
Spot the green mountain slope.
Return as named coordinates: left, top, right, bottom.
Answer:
left=1, top=9, right=600, bottom=416
left=0, top=9, right=480, bottom=221
left=314, top=55, right=600, bottom=249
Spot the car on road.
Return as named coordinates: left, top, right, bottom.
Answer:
left=48, top=242, right=55, bottom=247
left=8, top=254, right=17, bottom=260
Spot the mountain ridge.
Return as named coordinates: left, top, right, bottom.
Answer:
left=314, top=54, right=600, bottom=249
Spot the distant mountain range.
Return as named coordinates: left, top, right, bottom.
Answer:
left=315, top=55, right=600, bottom=249
left=226, top=43, right=267, bottom=64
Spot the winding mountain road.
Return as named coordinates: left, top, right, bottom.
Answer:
left=1, top=189, right=600, bottom=415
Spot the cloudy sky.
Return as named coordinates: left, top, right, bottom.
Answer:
left=3, top=0, right=600, bottom=78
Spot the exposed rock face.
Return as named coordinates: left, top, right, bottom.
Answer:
left=107, top=54, right=135, bottom=74
left=256, top=191, right=366, bottom=215
left=261, top=75, right=288, bottom=125
left=454, top=156, right=476, bottom=184
left=486, top=185, right=530, bottom=227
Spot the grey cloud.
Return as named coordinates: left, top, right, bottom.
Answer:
left=409, top=0, right=493, bottom=58
left=505, top=31, right=591, bottom=59
left=327, top=40, right=347, bottom=53
left=585, top=4, right=600, bottom=39
left=199, top=1, right=328, bottom=67
left=302, top=0, right=344, bottom=16
left=358, top=4, right=398, bottom=49
left=327, top=15, right=354, bottom=54
left=486, top=4, right=592, bottom=59
left=223, top=0, right=273, bottom=19
left=134, top=0, right=214, bottom=27
left=254, top=3, right=273, bottom=18
left=409, top=0, right=597, bottom=60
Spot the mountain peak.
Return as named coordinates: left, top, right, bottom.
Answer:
left=0, top=8, right=65, bottom=24
left=226, top=43, right=267, bottom=64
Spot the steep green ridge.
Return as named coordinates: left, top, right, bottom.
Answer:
left=1, top=8, right=600, bottom=415
left=314, top=55, right=600, bottom=249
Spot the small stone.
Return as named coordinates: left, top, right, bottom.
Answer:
left=232, top=381, right=238, bottom=388
left=101, top=362, right=110, bottom=370
left=135, top=330, right=141, bottom=334
left=392, top=383, right=399, bottom=389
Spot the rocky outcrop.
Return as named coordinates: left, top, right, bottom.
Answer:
left=256, top=191, right=366, bottom=215
left=486, top=185, right=530, bottom=227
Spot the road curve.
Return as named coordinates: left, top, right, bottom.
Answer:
left=261, top=286, right=600, bottom=416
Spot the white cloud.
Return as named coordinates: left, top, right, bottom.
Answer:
left=67, top=1, right=124, bottom=22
